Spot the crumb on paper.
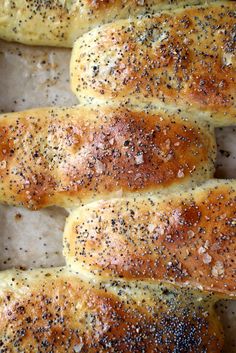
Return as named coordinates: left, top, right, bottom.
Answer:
left=15, top=212, right=22, bottom=221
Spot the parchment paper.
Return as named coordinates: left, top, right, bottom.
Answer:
left=0, top=39, right=235, bottom=352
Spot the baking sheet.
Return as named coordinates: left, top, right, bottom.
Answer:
left=0, top=39, right=235, bottom=352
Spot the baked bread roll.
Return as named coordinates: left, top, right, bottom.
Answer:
left=0, top=0, right=206, bottom=47
left=70, top=1, right=236, bottom=125
left=0, top=106, right=216, bottom=209
left=0, top=267, right=224, bottom=352
left=64, top=179, right=236, bottom=297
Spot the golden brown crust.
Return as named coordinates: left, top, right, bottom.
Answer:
left=0, top=106, right=215, bottom=209
left=71, top=2, right=236, bottom=125
left=64, top=179, right=236, bottom=297
left=0, top=0, right=206, bottom=47
left=0, top=268, right=224, bottom=352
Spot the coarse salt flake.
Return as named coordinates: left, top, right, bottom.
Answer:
left=95, top=160, right=105, bottom=174
left=198, top=246, right=206, bottom=255
left=177, top=170, right=184, bottom=178
left=135, top=153, right=144, bottom=165
left=74, top=343, right=84, bottom=353
left=147, top=224, right=156, bottom=232
left=212, top=261, right=225, bottom=278
left=202, top=253, right=212, bottom=264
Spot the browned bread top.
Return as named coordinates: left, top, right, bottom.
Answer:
left=0, top=267, right=224, bottom=352
left=71, top=1, right=236, bottom=125
left=64, top=179, right=236, bottom=297
left=0, top=106, right=215, bottom=209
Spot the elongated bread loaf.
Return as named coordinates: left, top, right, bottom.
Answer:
left=0, top=0, right=206, bottom=47
left=0, top=267, right=224, bottom=352
left=64, top=179, right=236, bottom=297
left=71, top=1, right=236, bottom=125
left=0, top=106, right=216, bottom=209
